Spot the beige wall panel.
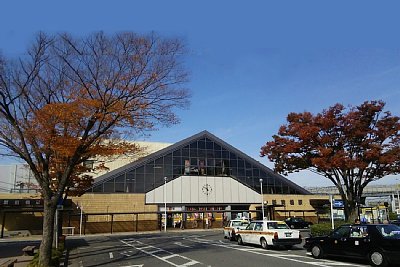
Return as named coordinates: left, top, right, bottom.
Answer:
left=172, top=177, right=182, bottom=203
left=223, top=176, right=232, bottom=203
left=215, top=177, right=224, bottom=203
left=191, top=176, right=199, bottom=203
left=181, top=176, right=191, bottom=203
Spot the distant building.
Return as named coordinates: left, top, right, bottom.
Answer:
left=1, top=131, right=332, bottom=235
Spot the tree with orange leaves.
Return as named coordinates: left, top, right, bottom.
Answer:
left=261, top=101, right=400, bottom=222
left=0, top=32, right=189, bottom=266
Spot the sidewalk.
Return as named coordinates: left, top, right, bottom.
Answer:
left=0, top=254, right=34, bottom=267
left=0, top=235, right=42, bottom=243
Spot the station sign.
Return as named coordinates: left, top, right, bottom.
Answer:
left=333, top=200, right=344, bottom=208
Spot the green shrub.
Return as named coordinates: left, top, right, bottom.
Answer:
left=389, top=212, right=398, bottom=220
left=310, top=221, right=348, bottom=237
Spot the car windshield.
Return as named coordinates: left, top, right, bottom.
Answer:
left=267, top=222, right=290, bottom=229
left=376, top=224, right=400, bottom=239
left=232, top=221, right=249, bottom=227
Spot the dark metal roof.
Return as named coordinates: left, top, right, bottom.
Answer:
left=90, top=130, right=310, bottom=195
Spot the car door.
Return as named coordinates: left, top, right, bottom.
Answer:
left=241, top=222, right=256, bottom=244
left=346, top=225, right=370, bottom=258
left=250, top=222, right=264, bottom=245
left=325, top=225, right=351, bottom=256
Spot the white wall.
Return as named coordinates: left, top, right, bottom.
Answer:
left=146, top=175, right=260, bottom=204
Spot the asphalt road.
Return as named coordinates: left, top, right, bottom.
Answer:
left=0, top=239, right=41, bottom=258
left=65, top=230, right=372, bottom=267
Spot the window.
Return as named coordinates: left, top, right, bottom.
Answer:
left=350, top=226, right=368, bottom=238
left=298, top=200, right=303, bottom=205
left=281, top=200, right=286, bottom=205
left=246, top=222, right=256, bottom=230
left=268, top=222, right=290, bottom=229
left=254, top=222, right=263, bottom=231
left=272, top=200, right=277, bottom=205
left=331, top=226, right=350, bottom=238
left=290, top=199, right=294, bottom=205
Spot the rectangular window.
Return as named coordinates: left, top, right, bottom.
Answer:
left=115, top=183, right=125, bottom=193
left=103, top=182, right=114, bottom=192
left=272, top=200, right=277, bottom=205
left=281, top=200, right=286, bottom=205
left=290, top=200, right=294, bottom=205
left=298, top=200, right=303, bottom=205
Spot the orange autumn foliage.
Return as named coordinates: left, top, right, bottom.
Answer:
left=261, top=100, right=400, bottom=221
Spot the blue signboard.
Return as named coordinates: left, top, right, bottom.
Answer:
left=333, top=200, right=344, bottom=208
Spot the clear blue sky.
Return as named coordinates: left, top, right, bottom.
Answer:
left=1, top=0, right=400, bottom=186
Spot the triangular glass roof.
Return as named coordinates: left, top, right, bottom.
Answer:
left=89, top=130, right=310, bottom=195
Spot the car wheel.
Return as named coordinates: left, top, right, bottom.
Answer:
left=311, top=245, right=324, bottom=259
left=260, top=238, right=268, bottom=249
left=237, top=235, right=244, bottom=245
left=369, top=250, right=388, bottom=267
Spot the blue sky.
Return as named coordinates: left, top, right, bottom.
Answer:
left=1, top=0, right=400, bottom=186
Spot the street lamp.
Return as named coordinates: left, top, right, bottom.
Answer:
left=259, top=178, right=265, bottom=219
left=164, top=176, right=167, bottom=232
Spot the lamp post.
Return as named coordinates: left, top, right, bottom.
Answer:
left=78, top=204, right=83, bottom=236
left=397, top=190, right=400, bottom=214
left=164, top=176, right=167, bottom=232
left=259, top=178, right=265, bottom=219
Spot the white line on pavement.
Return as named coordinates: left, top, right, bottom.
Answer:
left=120, top=239, right=201, bottom=266
left=190, top=238, right=367, bottom=267
left=109, top=252, right=114, bottom=259
left=173, top=241, right=192, bottom=248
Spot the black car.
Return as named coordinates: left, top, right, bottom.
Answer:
left=304, top=223, right=400, bottom=267
left=390, top=220, right=400, bottom=226
left=284, top=217, right=312, bottom=229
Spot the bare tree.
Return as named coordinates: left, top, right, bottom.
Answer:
left=0, top=32, right=190, bottom=266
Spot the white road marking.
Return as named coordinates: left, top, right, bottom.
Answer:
left=173, top=241, right=192, bottom=248
left=120, top=239, right=201, bottom=266
left=109, top=252, right=114, bottom=259
left=189, top=238, right=367, bottom=267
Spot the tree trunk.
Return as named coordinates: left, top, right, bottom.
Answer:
left=344, top=201, right=359, bottom=223
left=39, top=198, right=56, bottom=267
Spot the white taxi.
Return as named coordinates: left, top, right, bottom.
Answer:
left=236, top=220, right=302, bottom=249
left=223, top=219, right=250, bottom=240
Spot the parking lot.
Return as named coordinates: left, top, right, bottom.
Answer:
left=66, top=230, right=371, bottom=267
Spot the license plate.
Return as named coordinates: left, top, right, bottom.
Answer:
left=285, top=232, right=292, bottom=237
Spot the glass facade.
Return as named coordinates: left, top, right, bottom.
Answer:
left=90, top=135, right=306, bottom=195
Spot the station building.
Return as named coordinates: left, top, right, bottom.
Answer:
left=0, top=131, right=330, bottom=235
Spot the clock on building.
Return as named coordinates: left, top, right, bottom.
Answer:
left=202, top=184, right=212, bottom=195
